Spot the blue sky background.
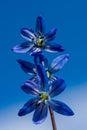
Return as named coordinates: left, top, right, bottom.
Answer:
left=0, top=0, right=87, bottom=130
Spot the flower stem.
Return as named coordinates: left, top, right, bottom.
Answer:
left=49, top=107, right=57, bottom=130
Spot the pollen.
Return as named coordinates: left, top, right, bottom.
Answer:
left=36, top=38, right=44, bottom=48
left=40, top=92, right=49, bottom=101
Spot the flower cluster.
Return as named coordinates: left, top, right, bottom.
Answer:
left=12, top=16, right=74, bottom=126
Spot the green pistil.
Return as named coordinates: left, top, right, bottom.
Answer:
left=36, top=38, right=44, bottom=48
left=40, top=92, right=49, bottom=101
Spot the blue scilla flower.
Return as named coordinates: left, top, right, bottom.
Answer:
left=12, top=16, right=64, bottom=55
left=18, top=64, right=74, bottom=124
left=17, top=53, right=69, bottom=82
left=34, top=52, right=69, bottom=81
left=17, top=52, right=47, bottom=83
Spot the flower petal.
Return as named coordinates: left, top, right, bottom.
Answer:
left=49, top=54, right=69, bottom=73
left=17, top=59, right=35, bottom=74
left=18, top=98, right=39, bottom=116
left=33, top=103, right=48, bottom=124
left=21, top=80, right=40, bottom=95
left=45, top=42, right=65, bottom=52
left=48, top=99, right=74, bottom=116
left=21, top=28, right=36, bottom=41
left=36, top=16, right=45, bottom=35
left=50, top=75, right=58, bottom=82
left=49, top=78, right=66, bottom=97
left=29, top=76, right=40, bottom=86
left=45, top=28, right=57, bottom=42
left=12, top=42, right=34, bottom=53
left=33, top=52, right=48, bottom=67
left=30, top=47, right=41, bottom=56
left=36, top=64, right=48, bottom=91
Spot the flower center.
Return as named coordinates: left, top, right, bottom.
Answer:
left=40, top=92, right=49, bottom=101
left=46, top=70, right=51, bottom=78
left=36, top=37, right=44, bottom=48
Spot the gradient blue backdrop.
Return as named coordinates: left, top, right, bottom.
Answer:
left=0, top=0, right=87, bottom=130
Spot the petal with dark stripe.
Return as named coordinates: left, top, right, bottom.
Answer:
left=45, top=28, right=57, bottom=42
left=49, top=78, right=66, bottom=97
left=17, top=59, right=35, bottom=74
left=18, top=98, right=39, bottom=116
left=21, top=80, right=40, bottom=95
left=36, top=16, right=45, bottom=35
left=48, top=100, right=74, bottom=116
left=36, top=64, right=48, bottom=91
left=21, top=28, right=36, bottom=41
left=49, top=54, right=69, bottom=73
left=33, top=103, right=48, bottom=124
left=12, top=42, right=34, bottom=53
left=33, top=52, right=48, bottom=67
left=30, top=47, right=41, bottom=56
left=45, top=42, right=65, bottom=52
left=29, top=76, right=40, bottom=85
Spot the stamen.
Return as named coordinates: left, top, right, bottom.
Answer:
left=40, top=92, right=49, bottom=102
left=46, top=71, right=51, bottom=78
left=36, top=37, right=44, bottom=48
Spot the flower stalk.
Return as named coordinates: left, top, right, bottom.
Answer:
left=49, top=106, right=57, bottom=130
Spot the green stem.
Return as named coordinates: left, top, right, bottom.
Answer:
left=49, top=107, right=57, bottom=130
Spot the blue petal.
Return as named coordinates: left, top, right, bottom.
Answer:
left=49, top=54, right=69, bottom=73
left=45, top=28, right=57, bottom=42
left=33, top=103, right=48, bottom=124
left=17, top=59, right=35, bottom=74
left=21, top=80, right=40, bottom=95
left=21, top=28, right=36, bottom=41
left=36, top=16, right=45, bottom=35
left=33, top=52, right=48, bottom=67
left=29, top=76, right=40, bottom=86
left=30, top=47, right=41, bottom=56
left=31, top=50, right=42, bottom=56
left=48, top=99, right=74, bottom=116
left=36, top=64, right=48, bottom=91
left=49, top=78, right=66, bottom=97
left=12, top=42, right=34, bottom=53
left=45, top=42, right=65, bottom=52
left=50, top=75, right=58, bottom=82
left=18, top=98, right=39, bottom=116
